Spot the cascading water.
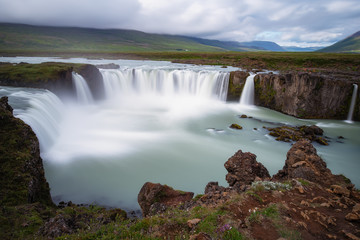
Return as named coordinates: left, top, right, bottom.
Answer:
left=3, top=88, right=64, bottom=151
left=2, top=58, right=359, bottom=212
left=347, top=84, right=358, bottom=122
left=239, top=74, right=255, bottom=106
left=100, top=69, right=229, bottom=101
left=72, top=72, right=94, bottom=104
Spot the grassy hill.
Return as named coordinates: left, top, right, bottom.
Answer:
left=0, top=23, right=259, bottom=53
left=318, top=31, right=360, bottom=53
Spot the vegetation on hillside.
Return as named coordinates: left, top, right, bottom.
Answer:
left=319, top=31, right=360, bottom=53
left=0, top=62, right=87, bottom=83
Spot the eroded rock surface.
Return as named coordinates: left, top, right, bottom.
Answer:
left=224, top=150, right=270, bottom=190
left=138, top=182, right=194, bottom=217
left=254, top=72, right=359, bottom=120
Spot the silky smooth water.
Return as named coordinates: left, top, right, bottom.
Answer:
left=1, top=57, right=359, bottom=212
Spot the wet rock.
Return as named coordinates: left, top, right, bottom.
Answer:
left=266, top=125, right=328, bottom=145
left=224, top=150, right=270, bottom=189
left=138, top=182, right=194, bottom=217
left=240, top=114, right=248, bottom=118
left=273, top=139, right=343, bottom=186
left=230, top=123, right=243, bottom=130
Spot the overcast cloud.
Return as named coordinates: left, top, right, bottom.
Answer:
left=0, top=0, right=359, bottom=47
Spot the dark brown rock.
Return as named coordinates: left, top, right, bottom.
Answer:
left=230, top=123, right=243, bottom=130
left=266, top=125, right=328, bottom=145
left=224, top=150, right=270, bottom=189
left=273, top=139, right=351, bottom=187
left=204, top=182, right=226, bottom=194
left=138, top=182, right=194, bottom=217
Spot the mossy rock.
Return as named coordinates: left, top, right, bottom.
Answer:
left=230, top=123, right=243, bottom=130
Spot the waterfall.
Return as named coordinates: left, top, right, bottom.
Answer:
left=16, top=90, right=64, bottom=151
left=239, top=74, right=255, bottom=106
left=100, top=69, right=229, bottom=101
left=72, top=72, right=94, bottom=104
left=347, top=84, right=358, bottom=121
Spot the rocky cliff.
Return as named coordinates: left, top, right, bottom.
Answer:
left=0, top=96, right=53, bottom=207
left=0, top=62, right=104, bottom=100
left=253, top=72, right=360, bottom=120
left=226, top=70, right=249, bottom=101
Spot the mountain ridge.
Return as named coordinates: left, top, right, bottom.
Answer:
left=0, top=22, right=284, bottom=53
left=318, top=31, right=360, bottom=53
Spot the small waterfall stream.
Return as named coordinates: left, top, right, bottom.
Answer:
left=239, top=74, right=255, bottom=106
left=347, top=84, right=358, bottom=122
left=72, top=72, right=94, bottom=104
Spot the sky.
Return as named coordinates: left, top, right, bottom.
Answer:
left=0, top=0, right=359, bottom=47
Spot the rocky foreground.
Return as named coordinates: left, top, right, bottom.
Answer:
left=1, top=96, right=360, bottom=239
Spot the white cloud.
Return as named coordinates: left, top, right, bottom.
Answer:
left=0, top=0, right=359, bottom=47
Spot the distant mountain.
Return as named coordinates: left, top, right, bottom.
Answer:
left=0, top=23, right=259, bottom=53
left=318, top=31, right=360, bottom=53
left=282, top=46, right=323, bottom=52
left=239, top=41, right=286, bottom=52
left=0, top=23, right=284, bottom=53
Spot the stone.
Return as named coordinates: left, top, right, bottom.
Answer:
left=292, top=161, right=308, bottom=168
left=345, top=213, right=360, bottom=222
left=353, top=203, right=360, bottom=213
left=273, top=139, right=346, bottom=187
left=326, top=234, right=337, bottom=239
left=331, top=185, right=350, bottom=197
left=342, top=231, right=360, bottom=240
left=187, top=218, right=201, bottom=228
left=138, top=182, right=194, bottom=217
left=204, top=182, right=226, bottom=194
left=224, top=150, right=270, bottom=188
left=230, top=123, right=243, bottom=130
left=295, top=186, right=305, bottom=194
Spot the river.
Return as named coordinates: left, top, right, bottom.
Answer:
left=1, top=57, right=359, bottom=212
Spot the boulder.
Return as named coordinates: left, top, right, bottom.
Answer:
left=138, top=182, right=194, bottom=217
left=204, top=182, right=226, bottom=194
left=273, top=139, right=352, bottom=187
left=266, top=125, right=328, bottom=145
left=224, top=150, right=270, bottom=189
